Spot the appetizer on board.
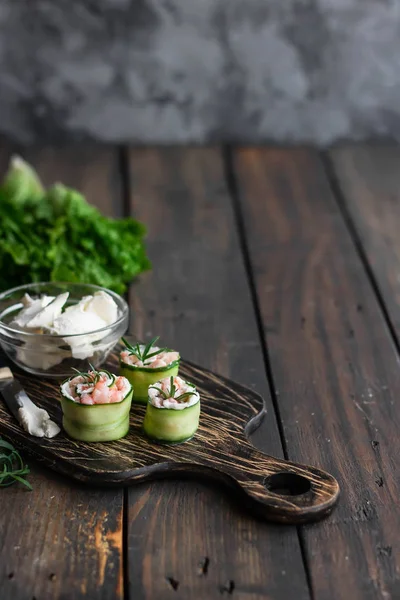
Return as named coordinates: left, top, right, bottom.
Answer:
left=143, top=375, right=200, bottom=444
left=119, top=337, right=180, bottom=404
left=60, top=367, right=133, bottom=442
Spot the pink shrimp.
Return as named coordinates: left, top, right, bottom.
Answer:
left=121, top=347, right=179, bottom=368
left=92, top=378, right=111, bottom=404
left=80, top=394, right=94, bottom=405
left=115, top=377, right=126, bottom=391
left=158, top=376, right=178, bottom=396
left=151, top=358, right=167, bottom=368
left=109, top=389, right=124, bottom=403
left=68, top=372, right=130, bottom=405
left=121, top=350, right=142, bottom=366
left=121, top=350, right=139, bottom=364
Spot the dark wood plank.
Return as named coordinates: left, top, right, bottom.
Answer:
left=330, top=144, right=400, bottom=339
left=0, top=352, right=339, bottom=522
left=0, top=143, right=124, bottom=600
left=126, top=148, right=311, bottom=599
left=19, top=144, right=122, bottom=217
left=233, top=147, right=400, bottom=599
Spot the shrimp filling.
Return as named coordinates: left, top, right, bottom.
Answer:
left=61, top=371, right=131, bottom=405
left=148, top=376, right=199, bottom=410
left=121, top=345, right=179, bottom=369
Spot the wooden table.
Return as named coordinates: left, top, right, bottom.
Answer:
left=1, top=143, right=399, bottom=600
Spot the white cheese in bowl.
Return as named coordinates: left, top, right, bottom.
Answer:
left=52, top=306, right=107, bottom=335
left=11, top=290, right=120, bottom=366
left=72, top=291, right=118, bottom=325
left=51, top=291, right=118, bottom=359
left=12, top=293, right=56, bottom=328
left=27, top=292, right=69, bottom=328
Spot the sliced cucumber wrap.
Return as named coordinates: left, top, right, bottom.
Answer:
left=60, top=388, right=133, bottom=442
left=143, top=400, right=200, bottom=444
left=119, top=360, right=179, bottom=404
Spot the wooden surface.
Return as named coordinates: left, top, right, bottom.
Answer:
left=0, top=352, right=339, bottom=523
left=0, top=145, right=124, bottom=600
left=1, top=142, right=400, bottom=598
left=125, top=148, right=310, bottom=599
left=233, top=148, right=400, bottom=600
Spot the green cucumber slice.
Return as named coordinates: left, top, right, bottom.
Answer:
left=119, top=360, right=179, bottom=404
left=60, top=388, right=133, bottom=442
left=143, top=400, right=200, bottom=444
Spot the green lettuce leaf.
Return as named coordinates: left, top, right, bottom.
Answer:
left=0, top=156, right=151, bottom=293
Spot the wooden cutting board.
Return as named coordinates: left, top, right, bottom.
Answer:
left=0, top=351, right=339, bottom=524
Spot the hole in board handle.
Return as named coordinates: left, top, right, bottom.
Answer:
left=264, top=472, right=311, bottom=496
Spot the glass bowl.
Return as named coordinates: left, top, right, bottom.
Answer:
left=0, top=282, right=129, bottom=378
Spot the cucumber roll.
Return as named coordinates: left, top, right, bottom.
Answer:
left=143, top=375, right=200, bottom=444
left=119, top=337, right=180, bottom=404
left=60, top=367, right=133, bottom=442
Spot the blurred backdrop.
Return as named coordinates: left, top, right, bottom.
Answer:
left=1, top=0, right=399, bottom=145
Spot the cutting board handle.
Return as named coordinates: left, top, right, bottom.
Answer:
left=205, top=442, right=339, bottom=523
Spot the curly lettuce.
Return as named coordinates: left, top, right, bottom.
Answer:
left=0, top=156, right=150, bottom=294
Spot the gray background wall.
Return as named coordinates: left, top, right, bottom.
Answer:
left=1, top=0, right=400, bottom=145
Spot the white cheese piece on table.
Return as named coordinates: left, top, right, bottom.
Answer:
left=0, top=368, right=60, bottom=438
left=18, top=403, right=60, bottom=438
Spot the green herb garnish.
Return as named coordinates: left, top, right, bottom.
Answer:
left=70, top=366, right=115, bottom=390
left=149, top=376, right=195, bottom=403
left=0, top=156, right=151, bottom=294
left=122, top=336, right=168, bottom=365
left=0, top=438, right=31, bottom=490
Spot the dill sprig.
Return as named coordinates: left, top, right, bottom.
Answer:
left=122, top=336, right=168, bottom=364
left=149, top=376, right=195, bottom=403
left=0, top=438, right=32, bottom=490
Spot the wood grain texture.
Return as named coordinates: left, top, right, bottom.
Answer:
left=0, top=143, right=124, bottom=600
left=0, top=351, right=339, bottom=522
left=330, top=144, right=400, bottom=339
left=12, top=143, right=123, bottom=217
left=126, top=148, right=312, bottom=599
left=233, top=147, right=400, bottom=599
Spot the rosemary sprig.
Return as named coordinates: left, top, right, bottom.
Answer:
left=175, top=392, right=196, bottom=402
left=70, top=364, right=106, bottom=386
left=148, top=385, right=168, bottom=399
left=0, top=438, right=32, bottom=490
left=122, top=336, right=168, bottom=364
left=149, top=377, right=195, bottom=403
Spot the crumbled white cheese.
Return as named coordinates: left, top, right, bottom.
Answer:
left=66, top=291, right=118, bottom=325
left=52, top=308, right=107, bottom=336
left=52, top=292, right=117, bottom=359
left=152, top=396, right=199, bottom=410
left=27, top=292, right=69, bottom=328
left=21, top=293, right=34, bottom=307
left=11, top=290, right=120, bottom=366
left=12, top=294, right=55, bottom=328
